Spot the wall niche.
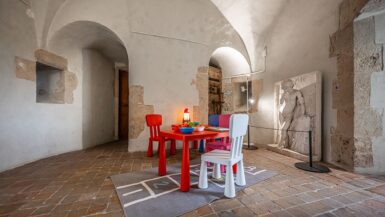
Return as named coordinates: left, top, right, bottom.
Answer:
left=36, top=62, right=65, bottom=104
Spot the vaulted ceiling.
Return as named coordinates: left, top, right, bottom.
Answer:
left=30, top=0, right=288, bottom=70
left=210, top=0, right=288, bottom=71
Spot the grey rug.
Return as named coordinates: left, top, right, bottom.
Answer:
left=111, top=160, right=277, bottom=217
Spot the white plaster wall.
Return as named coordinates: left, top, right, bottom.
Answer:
left=249, top=0, right=342, bottom=162
left=128, top=0, right=248, bottom=151
left=0, top=0, right=248, bottom=171
left=0, top=0, right=82, bottom=172
left=46, top=0, right=131, bottom=52
left=43, top=0, right=248, bottom=152
left=82, top=49, right=115, bottom=149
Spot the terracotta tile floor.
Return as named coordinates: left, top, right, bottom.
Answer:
left=1, top=141, right=385, bottom=217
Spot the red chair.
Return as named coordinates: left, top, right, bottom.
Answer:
left=146, top=114, right=176, bottom=157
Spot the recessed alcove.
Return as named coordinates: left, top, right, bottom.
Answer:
left=36, top=62, right=65, bottom=104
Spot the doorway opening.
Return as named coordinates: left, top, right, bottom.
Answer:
left=208, top=47, right=252, bottom=114
left=49, top=21, right=129, bottom=149
left=118, top=70, right=129, bottom=140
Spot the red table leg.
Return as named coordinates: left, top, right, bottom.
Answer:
left=158, top=136, right=166, bottom=176
left=180, top=139, right=190, bottom=192
left=147, top=139, right=153, bottom=157
left=170, top=139, right=176, bottom=155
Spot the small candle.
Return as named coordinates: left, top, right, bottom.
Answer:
left=183, top=108, right=190, bottom=123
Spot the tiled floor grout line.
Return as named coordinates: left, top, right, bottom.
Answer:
left=241, top=182, right=382, bottom=216
left=313, top=194, right=385, bottom=217
left=237, top=195, right=263, bottom=216
left=1, top=145, right=385, bottom=217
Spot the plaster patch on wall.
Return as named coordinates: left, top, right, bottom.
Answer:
left=129, top=85, right=154, bottom=139
left=15, top=56, right=36, bottom=81
left=35, top=49, right=68, bottom=70
left=371, top=71, right=385, bottom=108
left=64, top=71, right=78, bottom=104
left=371, top=136, right=385, bottom=172
left=375, top=12, right=385, bottom=43
left=193, top=67, right=209, bottom=124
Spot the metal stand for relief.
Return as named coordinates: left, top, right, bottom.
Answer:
left=243, top=125, right=258, bottom=150
left=294, top=131, right=330, bottom=173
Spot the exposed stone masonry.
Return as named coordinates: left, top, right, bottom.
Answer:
left=128, top=85, right=154, bottom=139
left=64, top=71, right=78, bottom=104
left=35, top=49, right=68, bottom=71
left=329, top=0, right=369, bottom=170
left=15, top=57, right=36, bottom=82
left=14, top=49, right=78, bottom=104
left=193, top=66, right=209, bottom=124
left=353, top=2, right=385, bottom=173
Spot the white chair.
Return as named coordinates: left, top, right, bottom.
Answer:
left=198, top=114, right=249, bottom=198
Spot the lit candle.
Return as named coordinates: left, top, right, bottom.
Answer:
left=183, top=108, right=190, bottom=123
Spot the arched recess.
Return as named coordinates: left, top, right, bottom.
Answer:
left=209, top=47, right=251, bottom=78
left=208, top=47, right=252, bottom=115
left=48, top=21, right=129, bottom=149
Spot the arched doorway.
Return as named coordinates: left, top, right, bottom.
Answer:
left=209, top=47, right=252, bottom=115
left=49, top=21, right=129, bottom=148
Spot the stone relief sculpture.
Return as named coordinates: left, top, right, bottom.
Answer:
left=269, top=71, right=322, bottom=161
left=278, top=79, right=306, bottom=148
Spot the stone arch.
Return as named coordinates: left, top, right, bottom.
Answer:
left=48, top=20, right=128, bottom=64
left=48, top=20, right=129, bottom=149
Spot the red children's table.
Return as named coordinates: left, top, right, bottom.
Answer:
left=158, top=130, right=229, bottom=192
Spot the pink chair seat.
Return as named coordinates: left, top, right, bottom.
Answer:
left=206, top=141, right=231, bottom=173
left=206, top=141, right=230, bottom=151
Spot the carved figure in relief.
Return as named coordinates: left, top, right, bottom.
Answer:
left=278, top=79, right=305, bottom=148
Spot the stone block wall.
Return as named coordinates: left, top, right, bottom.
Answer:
left=353, top=2, right=385, bottom=174
left=329, top=0, right=369, bottom=170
